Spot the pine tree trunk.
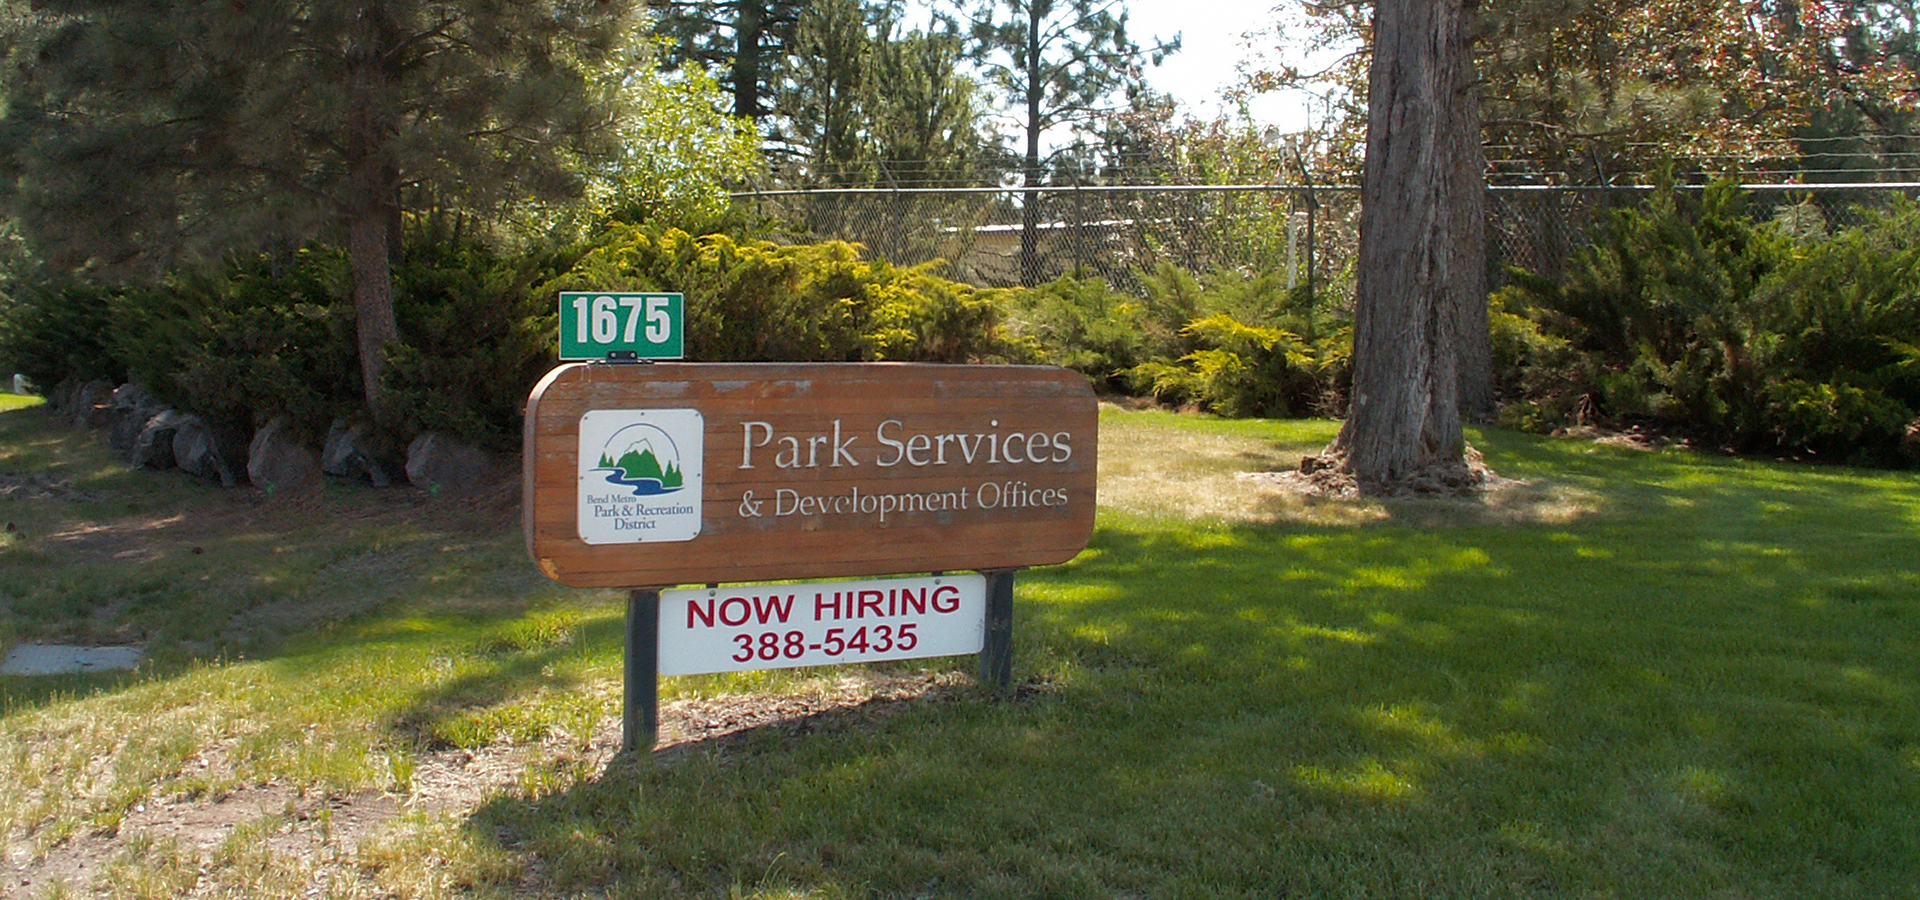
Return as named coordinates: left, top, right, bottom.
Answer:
left=348, top=206, right=399, bottom=415
left=1320, top=0, right=1486, bottom=492
left=1454, top=112, right=1494, bottom=423
left=1018, top=1, right=1044, bottom=287
left=735, top=0, right=766, bottom=117
left=344, top=11, right=402, bottom=419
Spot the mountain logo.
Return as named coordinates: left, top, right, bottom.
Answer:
left=577, top=409, right=703, bottom=544
left=593, top=426, right=687, bottom=496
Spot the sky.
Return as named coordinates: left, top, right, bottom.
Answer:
left=904, top=0, right=1336, bottom=135
left=1116, top=0, right=1308, bottom=128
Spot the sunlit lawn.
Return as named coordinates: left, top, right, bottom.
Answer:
left=1, top=401, right=1916, bottom=898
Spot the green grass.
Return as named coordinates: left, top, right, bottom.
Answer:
left=1, top=401, right=1917, bottom=898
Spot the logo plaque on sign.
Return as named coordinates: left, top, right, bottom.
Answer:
left=576, top=409, right=704, bottom=544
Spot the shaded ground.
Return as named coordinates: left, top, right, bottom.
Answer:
left=3, top=670, right=963, bottom=898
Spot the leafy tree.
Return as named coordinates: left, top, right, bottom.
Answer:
left=588, top=65, right=764, bottom=224
left=1257, top=0, right=1916, bottom=183
left=1791, top=0, right=1920, bottom=181
left=0, top=0, right=647, bottom=414
left=953, top=0, right=1178, bottom=283
left=1475, top=0, right=1836, bottom=181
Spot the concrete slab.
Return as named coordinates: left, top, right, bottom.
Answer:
left=1, top=644, right=144, bottom=675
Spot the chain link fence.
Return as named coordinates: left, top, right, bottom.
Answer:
left=735, top=182, right=1920, bottom=295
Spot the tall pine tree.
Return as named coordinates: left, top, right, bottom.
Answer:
left=772, top=0, right=987, bottom=186
left=774, top=0, right=873, bottom=182
left=954, top=0, right=1177, bottom=284
left=0, top=0, right=645, bottom=413
left=650, top=0, right=806, bottom=120
left=865, top=13, right=991, bottom=186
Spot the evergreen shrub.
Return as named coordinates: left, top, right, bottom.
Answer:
left=0, top=278, right=128, bottom=393
left=1002, top=264, right=1352, bottom=416
left=382, top=237, right=583, bottom=450
left=545, top=223, right=1017, bottom=364
left=1002, top=273, right=1148, bottom=391
left=1501, top=183, right=1920, bottom=464
left=110, top=249, right=360, bottom=444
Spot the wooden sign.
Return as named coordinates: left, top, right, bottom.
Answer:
left=523, top=362, right=1098, bottom=588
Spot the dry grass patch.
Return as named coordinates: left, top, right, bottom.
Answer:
left=1097, top=406, right=1604, bottom=527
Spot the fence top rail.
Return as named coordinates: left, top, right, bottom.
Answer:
left=1490, top=182, right=1920, bottom=193
left=732, top=181, right=1920, bottom=199
left=733, top=184, right=1357, bottom=197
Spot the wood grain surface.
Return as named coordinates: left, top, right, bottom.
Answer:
left=524, top=362, right=1098, bottom=587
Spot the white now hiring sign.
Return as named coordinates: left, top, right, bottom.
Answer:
left=658, top=573, right=986, bottom=675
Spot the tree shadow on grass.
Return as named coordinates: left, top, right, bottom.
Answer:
left=376, top=610, right=628, bottom=750
left=453, top=449, right=1920, bottom=898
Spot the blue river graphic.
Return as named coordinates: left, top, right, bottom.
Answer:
left=592, top=423, right=687, bottom=498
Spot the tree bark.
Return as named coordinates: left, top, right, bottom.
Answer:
left=734, top=0, right=766, bottom=118
left=344, top=14, right=401, bottom=418
left=348, top=205, right=400, bottom=415
left=1320, top=0, right=1486, bottom=492
left=1454, top=91, right=1494, bottom=423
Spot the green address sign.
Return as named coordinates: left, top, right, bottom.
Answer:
left=558, top=292, right=685, bottom=361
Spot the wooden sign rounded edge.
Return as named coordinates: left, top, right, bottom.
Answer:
left=523, top=362, right=1098, bottom=588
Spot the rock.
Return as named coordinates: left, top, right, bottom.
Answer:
left=107, top=383, right=163, bottom=455
left=109, top=382, right=154, bottom=412
left=247, top=417, right=320, bottom=495
left=405, top=432, right=495, bottom=495
left=45, top=377, right=78, bottom=415
left=68, top=380, right=115, bottom=428
left=321, top=419, right=395, bottom=487
left=1, top=644, right=144, bottom=675
left=173, top=415, right=244, bottom=487
left=131, top=409, right=193, bottom=469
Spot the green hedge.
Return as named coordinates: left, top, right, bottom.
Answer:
left=1005, top=263, right=1352, bottom=418
left=10, top=189, right=1914, bottom=469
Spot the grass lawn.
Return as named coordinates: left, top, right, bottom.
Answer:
left=1, top=399, right=1916, bottom=898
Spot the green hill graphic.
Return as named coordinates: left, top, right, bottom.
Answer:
left=601, top=448, right=682, bottom=488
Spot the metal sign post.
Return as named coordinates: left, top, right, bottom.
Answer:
left=623, top=588, right=662, bottom=754
left=979, top=570, right=1018, bottom=690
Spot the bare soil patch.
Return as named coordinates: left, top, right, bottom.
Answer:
left=1281, top=444, right=1512, bottom=499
